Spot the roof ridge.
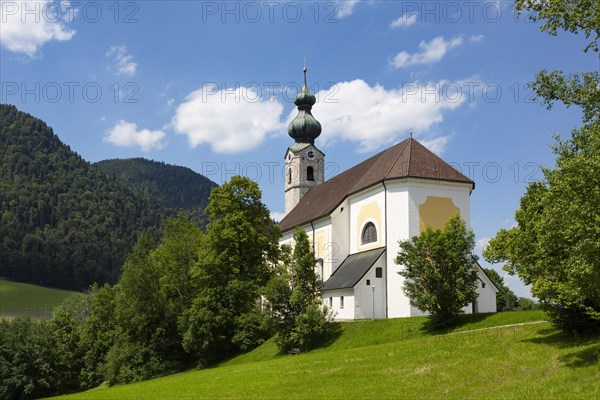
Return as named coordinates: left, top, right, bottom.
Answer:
left=383, top=138, right=410, bottom=180
left=410, top=139, right=472, bottom=182
left=406, top=137, right=414, bottom=176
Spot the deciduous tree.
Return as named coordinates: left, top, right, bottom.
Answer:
left=484, top=0, right=600, bottom=333
left=266, top=228, right=337, bottom=352
left=182, top=176, right=280, bottom=363
left=396, top=215, right=478, bottom=326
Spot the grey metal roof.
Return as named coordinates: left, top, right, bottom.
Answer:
left=287, top=142, right=311, bottom=153
left=321, top=247, right=386, bottom=291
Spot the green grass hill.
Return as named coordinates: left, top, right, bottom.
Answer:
left=50, top=311, right=600, bottom=399
left=0, top=279, right=75, bottom=319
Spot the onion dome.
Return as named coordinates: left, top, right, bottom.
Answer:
left=288, top=67, right=322, bottom=144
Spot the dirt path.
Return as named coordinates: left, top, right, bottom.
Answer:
left=440, top=320, right=548, bottom=337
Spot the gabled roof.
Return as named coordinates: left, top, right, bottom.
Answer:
left=280, top=138, right=474, bottom=232
left=321, top=247, right=386, bottom=291
left=473, top=256, right=500, bottom=293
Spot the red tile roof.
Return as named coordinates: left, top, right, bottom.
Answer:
left=279, top=138, right=474, bottom=232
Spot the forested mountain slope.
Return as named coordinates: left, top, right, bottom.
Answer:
left=0, top=104, right=166, bottom=289
left=95, top=158, right=217, bottom=227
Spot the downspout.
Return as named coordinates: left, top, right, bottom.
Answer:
left=310, top=221, right=320, bottom=292
left=382, top=180, right=389, bottom=318
left=310, top=221, right=316, bottom=258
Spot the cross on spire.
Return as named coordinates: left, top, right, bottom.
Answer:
left=303, top=57, right=308, bottom=89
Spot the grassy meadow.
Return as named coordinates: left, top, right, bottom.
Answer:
left=51, top=311, right=600, bottom=399
left=0, top=279, right=75, bottom=319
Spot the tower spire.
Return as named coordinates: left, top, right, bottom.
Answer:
left=303, top=66, right=308, bottom=89
left=288, top=66, right=322, bottom=144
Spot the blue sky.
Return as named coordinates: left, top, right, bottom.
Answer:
left=1, top=1, right=595, bottom=298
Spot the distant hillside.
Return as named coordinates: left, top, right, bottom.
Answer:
left=0, top=104, right=164, bottom=290
left=95, top=158, right=217, bottom=226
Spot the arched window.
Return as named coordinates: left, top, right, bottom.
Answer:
left=307, top=166, right=314, bottom=181
left=288, top=168, right=292, bottom=184
left=361, top=222, right=377, bottom=244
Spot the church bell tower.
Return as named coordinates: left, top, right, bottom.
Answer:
left=285, top=67, right=325, bottom=215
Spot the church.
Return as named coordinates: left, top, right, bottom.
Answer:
left=278, top=69, right=498, bottom=320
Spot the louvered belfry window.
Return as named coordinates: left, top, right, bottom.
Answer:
left=361, top=222, right=377, bottom=244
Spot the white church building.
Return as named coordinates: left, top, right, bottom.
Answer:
left=278, top=69, right=498, bottom=320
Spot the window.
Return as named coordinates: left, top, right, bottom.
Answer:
left=288, top=168, right=292, bottom=184
left=307, top=166, right=314, bottom=181
left=482, top=282, right=486, bottom=289
left=375, top=267, right=383, bottom=278
left=361, top=222, right=377, bottom=244
left=329, top=297, right=332, bottom=307
left=366, top=279, right=370, bottom=286
left=340, top=296, right=344, bottom=309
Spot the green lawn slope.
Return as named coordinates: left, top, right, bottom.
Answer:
left=51, top=311, right=600, bottom=399
left=0, top=279, right=75, bottom=319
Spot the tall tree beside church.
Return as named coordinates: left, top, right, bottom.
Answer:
left=181, top=176, right=280, bottom=364
left=396, top=215, right=478, bottom=326
left=266, top=228, right=337, bottom=352
left=484, top=0, right=600, bottom=333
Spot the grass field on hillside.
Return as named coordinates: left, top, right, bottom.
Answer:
left=0, top=279, right=75, bottom=319
left=51, top=311, right=600, bottom=399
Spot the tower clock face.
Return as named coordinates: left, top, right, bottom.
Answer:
left=305, top=150, right=316, bottom=161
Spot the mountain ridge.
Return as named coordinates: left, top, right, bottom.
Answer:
left=95, top=158, right=217, bottom=227
left=0, top=104, right=215, bottom=290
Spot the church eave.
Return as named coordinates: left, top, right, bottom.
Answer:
left=279, top=176, right=473, bottom=233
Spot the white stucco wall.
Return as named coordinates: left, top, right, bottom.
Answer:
left=387, top=178, right=473, bottom=318
left=323, top=289, right=354, bottom=320
left=281, top=176, right=480, bottom=320
left=406, top=179, right=472, bottom=237
left=385, top=181, right=412, bottom=318
left=353, top=254, right=387, bottom=319
left=473, top=267, right=498, bottom=313
left=328, top=198, right=350, bottom=277
left=348, top=185, right=386, bottom=254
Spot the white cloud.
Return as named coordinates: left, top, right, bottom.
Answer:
left=469, top=34, right=485, bottom=43
left=288, top=79, right=464, bottom=153
left=420, top=135, right=451, bottom=155
left=172, top=85, right=285, bottom=154
left=334, top=0, right=360, bottom=18
left=106, top=45, right=137, bottom=76
left=270, top=211, right=286, bottom=222
left=475, top=237, right=491, bottom=253
left=390, top=13, right=417, bottom=29
left=390, top=35, right=464, bottom=68
left=104, top=120, right=166, bottom=152
left=0, top=0, right=76, bottom=57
